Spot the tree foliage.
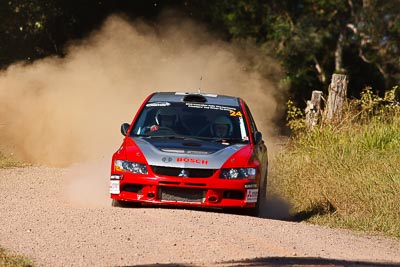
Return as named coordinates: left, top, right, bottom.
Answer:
left=0, top=0, right=176, bottom=67
left=0, top=0, right=73, bottom=65
left=0, top=0, right=399, bottom=105
left=187, top=0, right=400, bottom=102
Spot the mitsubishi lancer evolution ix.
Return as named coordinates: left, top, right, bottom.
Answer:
left=110, top=92, right=268, bottom=215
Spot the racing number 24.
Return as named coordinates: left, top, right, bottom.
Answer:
left=229, top=110, right=242, bottom=117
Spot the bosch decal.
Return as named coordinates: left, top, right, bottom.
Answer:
left=176, top=157, right=209, bottom=165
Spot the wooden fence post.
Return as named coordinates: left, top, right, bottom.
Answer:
left=305, top=90, right=323, bottom=130
left=326, top=74, right=348, bottom=122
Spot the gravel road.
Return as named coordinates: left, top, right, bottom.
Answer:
left=0, top=166, right=399, bottom=267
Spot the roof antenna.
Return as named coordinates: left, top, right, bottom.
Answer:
left=198, top=76, right=203, bottom=94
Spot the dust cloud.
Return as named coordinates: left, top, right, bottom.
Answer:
left=0, top=13, right=287, bottom=211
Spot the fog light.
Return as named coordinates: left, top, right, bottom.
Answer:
left=208, top=196, right=217, bottom=202
left=245, top=183, right=258, bottom=189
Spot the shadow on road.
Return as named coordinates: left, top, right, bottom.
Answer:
left=218, top=257, right=400, bottom=267
left=112, top=193, right=336, bottom=223
left=260, top=194, right=338, bottom=222
left=121, top=256, right=400, bottom=267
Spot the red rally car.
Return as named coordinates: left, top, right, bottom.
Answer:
left=110, top=92, right=268, bottom=215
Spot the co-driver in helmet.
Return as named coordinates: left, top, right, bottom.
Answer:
left=212, top=115, right=233, bottom=138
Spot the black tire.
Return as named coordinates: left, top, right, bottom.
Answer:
left=246, top=180, right=267, bottom=217
left=257, top=178, right=268, bottom=217
left=246, top=204, right=260, bottom=217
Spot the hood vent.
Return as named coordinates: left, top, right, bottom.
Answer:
left=183, top=94, right=207, bottom=103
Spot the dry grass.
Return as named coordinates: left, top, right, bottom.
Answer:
left=0, top=152, right=26, bottom=169
left=271, top=88, right=400, bottom=238
left=0, top=248, right=32, bottom=267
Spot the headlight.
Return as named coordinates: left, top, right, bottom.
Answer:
left=114, top=160, right=148, bottom=174
left=220, top=168, right=256, bottom=179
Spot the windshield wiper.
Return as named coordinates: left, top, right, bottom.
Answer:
left=212, top=138, right=247, bottom=144
left=148, top=135, right=186, bottom=139
left=130, top=134, right=151, bottom=138
left=133, top=134, right=245, bottom=143
left=131, top=133, right=187, bottom=139
left=189, top=136, right=244, bottom=143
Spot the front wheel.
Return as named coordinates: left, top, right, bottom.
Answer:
left=247, top=181, right=267, bottom=217
left=245, top=206, right=259, bottom=217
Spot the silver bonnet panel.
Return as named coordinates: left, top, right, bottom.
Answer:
left=133, top=137, right=246, bottom=169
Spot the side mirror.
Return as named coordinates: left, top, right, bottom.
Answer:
left=253, top=131, right=263, bottom=144
left=121, top=123, right=130, bottom=136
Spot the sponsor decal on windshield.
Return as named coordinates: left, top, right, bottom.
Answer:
left=177, top=157, right=209, bottom=165
left=239, top=116, right=248, bottom=140
left=186, top=103, right=235, bottom=111
left=146, top=102, right=171, bottom=107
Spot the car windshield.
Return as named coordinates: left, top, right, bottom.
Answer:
left=130, top=101, right=250, bottom=143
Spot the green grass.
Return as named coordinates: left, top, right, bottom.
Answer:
left=270, top=119, right=400, bottom=238
left=0, top=248, right=32, bottom=267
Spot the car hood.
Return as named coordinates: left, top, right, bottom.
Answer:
left=129, top=137, right=249, bottom=169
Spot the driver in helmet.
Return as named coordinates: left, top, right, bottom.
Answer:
left=155, top=107, right=177, bottom=128
left=212, top=115, right=233, bottom=138
left=147, top=107, right=178, bottom=133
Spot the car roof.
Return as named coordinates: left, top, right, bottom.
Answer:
left=148, top=92, right=241, bottom=107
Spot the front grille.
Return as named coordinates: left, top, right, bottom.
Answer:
left=223, top=190, right=244, bottom=200
left=159, top=187, right=205, bottom=203
left=151, top=166, right=216, bottom=178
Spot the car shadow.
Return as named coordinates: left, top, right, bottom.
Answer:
left=120, top=256, right=400, bottom=267
left=259, top=194, right=337, bottom=222
left=114, top=194, right=335, bottom=222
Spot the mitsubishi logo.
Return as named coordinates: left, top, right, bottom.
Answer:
left=178, top=169, right=188, bottom=178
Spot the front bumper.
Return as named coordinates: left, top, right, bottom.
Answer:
left=110, top=173, right=259, bottom=208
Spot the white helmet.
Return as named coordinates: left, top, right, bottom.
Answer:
left=155, top=107, right=178, bottom=127
left=212, top=115, right=233, bottom=137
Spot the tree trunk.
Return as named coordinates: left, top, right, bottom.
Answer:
left=335, top=32, right=345, bottom=72
left=326, top=74, right=348, bottom=122
left=305, top=90, right=323, bottom=130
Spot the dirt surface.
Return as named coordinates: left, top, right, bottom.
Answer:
left=0, top=166, right=400, bottom=267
